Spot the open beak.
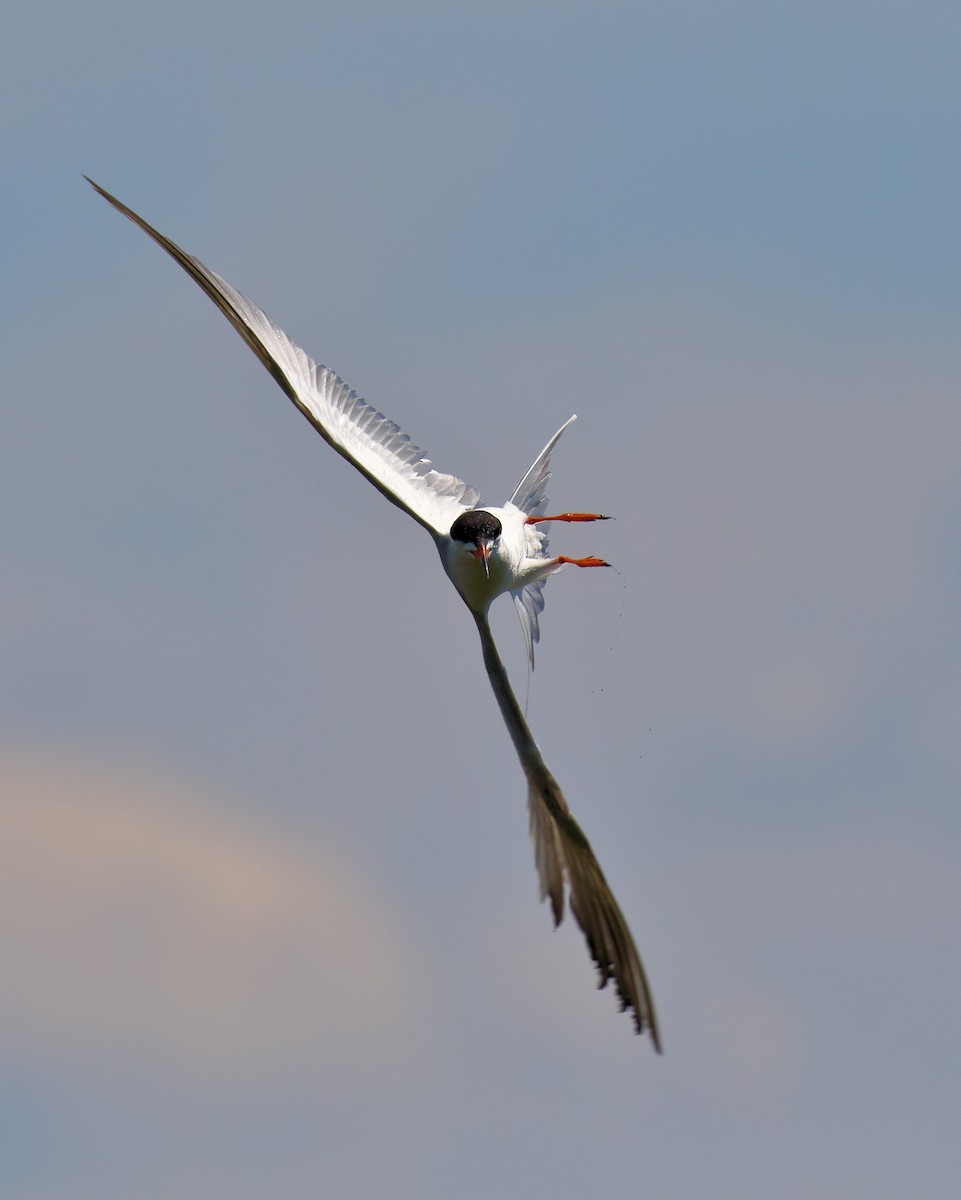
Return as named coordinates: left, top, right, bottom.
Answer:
left=471, top=539, right=491, bottom=578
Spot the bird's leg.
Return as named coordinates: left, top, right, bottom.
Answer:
left=526, top=512, right=610, bottom=525
left=529, top=515, right=612, bottom=568
left=552, top=555, right=610, bottom=568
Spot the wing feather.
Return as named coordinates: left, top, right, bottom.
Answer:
left=509, top=414, right=576, bottom=516
left=472, top=611, right=660, bottom=1048
left=86, top=178, right=479, bottom=535
left=507, top=415, right=576, bottom=666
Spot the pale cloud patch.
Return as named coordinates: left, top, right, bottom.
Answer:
left=0, top=750, right=431, bottom=1083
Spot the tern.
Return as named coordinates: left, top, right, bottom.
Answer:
left=86, top=178, right=660, bottom=1049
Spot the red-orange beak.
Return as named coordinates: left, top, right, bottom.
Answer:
left=471, top=539, right=491, bottom=577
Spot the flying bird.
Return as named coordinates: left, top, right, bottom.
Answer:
left=86, top=177, right=660, bottom=1049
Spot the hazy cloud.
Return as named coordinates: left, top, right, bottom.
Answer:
left=0, top=751, right=429, bottom=1083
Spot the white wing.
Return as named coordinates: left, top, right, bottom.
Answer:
left=509, top=414, right=576, bottom=516
left=507, top=415, right=576, bottom=667
left=87, top=179, right=479, bottom=536
left=472, top=611, right=660, bottom=1048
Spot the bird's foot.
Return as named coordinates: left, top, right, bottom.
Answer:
left=554, top=555, right=610, bottom=568
left=526, top=512, right=611, bottom=525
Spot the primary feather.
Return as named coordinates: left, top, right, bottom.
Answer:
left=84, top=177, right=479, bottom=536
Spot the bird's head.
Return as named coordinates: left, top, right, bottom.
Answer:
left=449, top=509, right=502, bottom=577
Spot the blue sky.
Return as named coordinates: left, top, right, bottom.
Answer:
left=3, top=2, right=961, bottom=1197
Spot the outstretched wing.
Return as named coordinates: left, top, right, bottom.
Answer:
left=507, top=415, right=576, bottom=667
left=509, top=414, right=576, bottom=516
left=472, top=611, right=660, bottom=1048
left=86, top=178, right=479, bottom=536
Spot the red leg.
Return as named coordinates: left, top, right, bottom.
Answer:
left=526, top=512, right=610, bottom=525
left=554, top=555, right=610, bottom=568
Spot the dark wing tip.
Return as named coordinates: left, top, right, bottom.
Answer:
left=84, top=175, right=121, bottom=208
left=559, top=809, right=662, bottom=1050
